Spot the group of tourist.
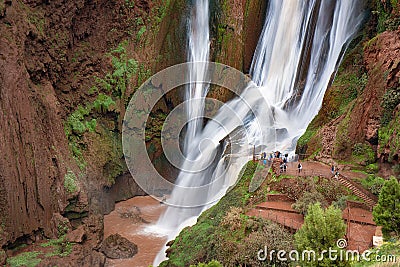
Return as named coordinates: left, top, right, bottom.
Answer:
left=259, top=151, right=305, bottom=174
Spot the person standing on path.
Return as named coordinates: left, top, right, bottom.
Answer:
left=298, top=162, right=302, bottom=173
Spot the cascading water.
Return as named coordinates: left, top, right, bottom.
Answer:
left=184, top=0, right=210, bottom=152
left=154, top=0, right=365, bottom=265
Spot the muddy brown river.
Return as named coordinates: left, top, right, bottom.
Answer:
left=104, top=196, right=167, bottom=267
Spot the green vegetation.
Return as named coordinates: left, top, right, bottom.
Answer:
left=153, top=0, right=172, bottom=24
left=373, top=177, right=400, bottom=237
left=379, top=108, right=400, bottom=162
left=136, top=25, right=146, bottom=41
left=380, top=87, right=400, bottom=126
left=274, top=176, right=347, bottom=203
left=333, top=101, right=355, bottom=159
left=361, top=175, right=385, bottom=196
left=333, top=72, right=368, bottom=116
left=95, top=41, right=138, bottom=98
left=189, top=261, right=223, bottom=267
left=64, top=170, right=78, bottom=194
left=41, top=235, right=74, bottom=257
left=124, top=0, right=135, bottom=9
left=295, top=203, right=348, bottom=266
left=374, top=0, right=400, bottom=33
left=352, top=143, right=376, bottom=165
left=297, top=124, right=319, bottom=151
left=366, top=163, right=379, bottom=174
left=64, top=93, right=115, bottom=170
left=292, top=191, right=328, bottom=215
left=6, top=251, right=42, bottom=267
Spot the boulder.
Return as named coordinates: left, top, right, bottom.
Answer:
left=100, top=234, right=138, bottom=259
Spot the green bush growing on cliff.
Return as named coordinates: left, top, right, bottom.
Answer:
left=351, top=143, right=376, bottom=165
left=95, top=41, right=138, bottom=99
left=64, top=93, right=116, bottom=169
left=92, top=93, right=116, bottom=113
left=373, top=177, right=400, bottom=237
left=380, top=87, right=400, bottom=126
left=379, top=108, right=400, bottom=162
left=361, top=175, right=385, bottom=196
left=374, top=0, right=400, bottom=33
left=64, top=170, right=78, bottom=194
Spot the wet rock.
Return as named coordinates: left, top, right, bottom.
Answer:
left=66, top=225, right=86, bottom=243
left=100, top=234, right=138, bottom=259
left=116, top=206, right=148, bottom=224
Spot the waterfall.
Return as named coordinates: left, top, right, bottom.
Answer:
left=184, top=0, right=210, bottom=152
left=153, top=0, right=365, bottom=265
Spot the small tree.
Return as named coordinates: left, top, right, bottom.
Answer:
left=295, top=203, right=348, bottom=266
left=373, top=177, right=400, bottom=236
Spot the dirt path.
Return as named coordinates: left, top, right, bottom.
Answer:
left=104, top=196, right=167, bottom=267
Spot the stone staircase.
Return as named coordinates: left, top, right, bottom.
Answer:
left=335, top=174, right=378, bottom=210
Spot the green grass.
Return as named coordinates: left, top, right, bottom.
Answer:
left=7, top=251, right=42, bottom=267
left=41, top=236, right=74, bottom=257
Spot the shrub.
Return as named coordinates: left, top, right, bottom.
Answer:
left=292, top=191, right=328, bottom=215
left=352, top=143, right=376, bottom=165
left=236, top=219, right=293, bottom=267
left=221, top=207, right=243, bottom=231
left=41, top=235, right=73, bottom=257
left=332, top=195, right=349, bottom=210
left=366, top=163, right=379, bottom=174
left=361, top=175, right=386, bottom=196
left=295, top=204, right=347, bottom=266
left=316, top=177, right=347, bottom=202
left=373, top=177, right=400, bottom=236
left=381, top=87, right=400, bottom=126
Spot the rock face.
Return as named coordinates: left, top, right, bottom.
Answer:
left=100, top=234, right=138, bottom=259
left=304, top=26, right=400, bottom=164
left=0, top=1, right=69, bottom=245
left=0, top=0, right=187, bottom=248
